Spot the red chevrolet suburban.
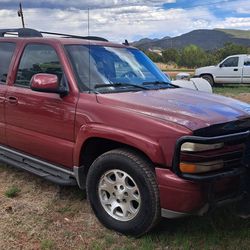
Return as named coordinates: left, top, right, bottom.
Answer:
left=1, top=28, right=250, bottom=236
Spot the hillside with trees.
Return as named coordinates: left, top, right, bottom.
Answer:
left=133, top=29, right=250, bottom=51
left=144, top=43, right=250, bottom=68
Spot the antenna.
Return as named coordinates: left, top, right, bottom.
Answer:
left=88, top=8, right=91, bottom=93
left=87, top=8, right=90, bottom=37
left=17, top=2, right=25, bottom=28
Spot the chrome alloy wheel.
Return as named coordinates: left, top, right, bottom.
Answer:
left=98, top=169, right=141, bottom=222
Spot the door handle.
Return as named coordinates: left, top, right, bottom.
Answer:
left=7, top=96, right=18, bottom=104
left=234, top=69, right=238, bottom=71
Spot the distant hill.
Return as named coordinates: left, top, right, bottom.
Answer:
left=132, top=29, right=250, bottom=50
left=132, top=37, right=167, bottom=48
left=217, top=29, right=250, bottom=39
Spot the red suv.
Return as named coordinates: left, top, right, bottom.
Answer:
left=1, top=28, right=250, bottom=236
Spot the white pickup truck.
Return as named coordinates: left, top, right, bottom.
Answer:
left=195, top=54, right=250, bottom=86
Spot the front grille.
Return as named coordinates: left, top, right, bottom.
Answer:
left=172, top=128, right=250, bottom=181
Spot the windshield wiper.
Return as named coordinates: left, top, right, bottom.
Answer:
left=95, top=83, right=149, bottom=90
left=142, top=81, right=179, bottom=88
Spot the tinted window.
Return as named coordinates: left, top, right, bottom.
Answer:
left=221, top=57, right=239, bottom=67
left=244, top=56, right=250, bottom=66
left=15, top=44, right=63, bottom=87
left=0, top=42, right=16, bottom=83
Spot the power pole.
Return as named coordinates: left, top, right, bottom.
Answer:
left=17, top=2, right=25, bottom=28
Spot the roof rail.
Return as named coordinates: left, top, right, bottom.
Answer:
left=40, top=31, right=108, bottom=42
left=0, top=28, right=108, bottom=42
left=0, top=28, right=42, bottom=38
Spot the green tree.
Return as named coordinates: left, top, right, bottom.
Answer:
left=216, top=43, right=248, bottom=61
left=178, top=44, right=207, bottom=68
left=145, top=51, right=163, bottom=62
left=162, top=48, right=180, bottom=64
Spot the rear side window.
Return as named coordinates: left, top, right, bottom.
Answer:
left=0, top=42, right=16, bottom=83
left=244, top=56, right=250, bottom=66
left=15, top=44, right=63, bottom=87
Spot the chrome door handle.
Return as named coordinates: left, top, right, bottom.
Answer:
left=7, top=96, right=18, bottom=104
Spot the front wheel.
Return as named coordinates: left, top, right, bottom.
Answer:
left=201, top=74, right=214, bottom=87
left=86, top=149, right=160, bottom=236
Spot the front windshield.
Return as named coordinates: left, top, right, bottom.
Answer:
left=65, top=45, right=172, bottom=93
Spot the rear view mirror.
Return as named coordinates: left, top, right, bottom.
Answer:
left=30, top=73, right=68, bottom=97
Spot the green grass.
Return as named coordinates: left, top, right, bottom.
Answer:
left=40, top=239, right=55, bottom=250
left=83, top=206, right=250, bottom=249
left=131, top=207, right=250, bottom=249
left=213, top=84, right=250, bottom=95
left=4, top=186, right=21, bottom=198
left=0, top=164, right=11, bottom=173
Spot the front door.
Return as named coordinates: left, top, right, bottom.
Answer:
left=0, top=42, right=16, bottom=145
left=215, top=56, right=242, bottom=84
left=5, top=43, right=78, bottom=168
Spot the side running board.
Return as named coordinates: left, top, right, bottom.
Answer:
left=0, top=145, right=77, bottom=186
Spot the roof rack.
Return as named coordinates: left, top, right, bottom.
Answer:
left=40, top=31, right=108, bottom=41
left=0, top=28, right=42, bottom=38
left=0, top=28, right=108, bottom=42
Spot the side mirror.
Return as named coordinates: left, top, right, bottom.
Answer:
left=219, top=64, right=223, bottom=68
left=30, top=73, right=68, bottom=97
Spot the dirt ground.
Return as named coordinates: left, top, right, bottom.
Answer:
left=227, top=93, right=250, bottom=103
left=0, top=165, right=104, bottom=250
left=0, top=93, right=250, bottom=250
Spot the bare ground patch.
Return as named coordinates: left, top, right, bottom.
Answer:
left=228, top=93, right=250, bottom=103
left=0, top=166, right=115, bottom=250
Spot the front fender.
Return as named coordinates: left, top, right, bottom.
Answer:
left=73, top=123, right=165, bottom=167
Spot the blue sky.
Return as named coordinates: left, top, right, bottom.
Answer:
left=165, top=0, right=250, bottom=18
left=0, top=0, right=249, bottom=41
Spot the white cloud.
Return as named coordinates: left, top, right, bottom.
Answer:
left=213, top=0, right=250, bottom=14
left=0, top=0, right=175, bottom=10
left=0, top=2, right=249, bottom=43
left=0, top=6, right=215, bottom=40
left=217, top=17, right=250, bottom=29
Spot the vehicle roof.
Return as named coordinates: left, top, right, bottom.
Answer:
left=227, top=54, right=249, bottom=57
left=0, top=36, right=134, bottom=49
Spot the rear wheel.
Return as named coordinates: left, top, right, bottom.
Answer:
left=201, top=74, right=214, bottom=87
left=86, top=148, right=160, bottom=236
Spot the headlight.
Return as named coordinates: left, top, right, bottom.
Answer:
left=181, top=142, right=224, bottom=152
left=180, top=160, right=224, bottom=173
left=180, top=142, right=225, bottom=174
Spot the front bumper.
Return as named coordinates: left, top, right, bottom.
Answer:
left=156, top=130, right=250, bottom=218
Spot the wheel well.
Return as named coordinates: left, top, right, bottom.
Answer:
left=200, top=73, right=213, bottom=79
left=79, top=138, right=153, bottom=176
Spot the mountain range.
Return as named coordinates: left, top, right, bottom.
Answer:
left=132, top=29, right=250, bottom=51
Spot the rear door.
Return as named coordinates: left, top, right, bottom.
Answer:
left=0, top=42, right=16, bottom=144
left=5, top=42, right=78, bottom=167
left=242, top=55, right=250, bottom=84
left=215, top=56, right=242, bottom=84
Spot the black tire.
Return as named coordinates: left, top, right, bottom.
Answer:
left=201, top=74, right=214, bottom=87
left=86, top=148, right=160, bottom=236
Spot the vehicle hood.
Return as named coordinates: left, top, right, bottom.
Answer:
left=96, top=88, right=250, bottom=131
left=195, top=65, right=216, bottom=74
